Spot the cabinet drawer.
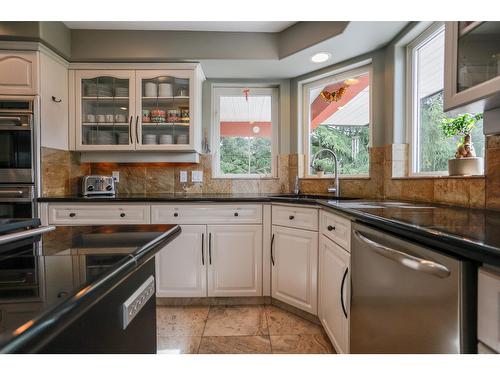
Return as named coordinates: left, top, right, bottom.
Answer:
left=151, top=204, right=262, bottom=224
left=48, top=204, right=150, bottom=225
left=320, top=210, right=351, bottom=251
left=272, top=205, right=318, bottom=231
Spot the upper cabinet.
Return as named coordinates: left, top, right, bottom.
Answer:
left=71, top=64, right=204, bottom=152
left=0, top=51, right=38, bottom=95
left=444, top=21, right=500, bottom=112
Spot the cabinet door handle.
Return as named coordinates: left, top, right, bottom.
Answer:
left=69, top=213, right=76, bottom=218
left=173, top=212, right=179, bottom=217
left=271, top=234, right=275, bottom=266
left=51, top=96, right=62, bottom=103
left=135, top=116, right=139, bottom=144
left=327, top=225, right=335, bottom=231
left=128, top=116, right=133, bottom=144
left=340, top=267, right=348, bottom=319
left=120, top=213, right=126, bottom=217
left=201, top=233, right=205, bottom=266
left=208, top=233, right=212, bottom=265
left=289, top=215, right=294, bottom=220
left=234, top=212, right=239, bottom=217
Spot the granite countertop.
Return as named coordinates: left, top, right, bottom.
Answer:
left=37, top=193, right=500, bottom=266
left=0, top=224, right=180, bottom=353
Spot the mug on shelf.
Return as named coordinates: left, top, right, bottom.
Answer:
left=106, top=114, right=115, bottom=123
left=115, top=114, right=126, bottom=123
left=86, top=114, right=96, bottom=123
left=96, top=114, right=106, bottom=123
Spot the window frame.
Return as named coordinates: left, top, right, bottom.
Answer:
left=301, top=64, right=373, bottom=179
left=211, top=85, right=279, bottom=179
left=406, top=22, right=448, bottom=176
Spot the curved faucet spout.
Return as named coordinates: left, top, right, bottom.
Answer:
left=310, top=149, right=340, bottom=197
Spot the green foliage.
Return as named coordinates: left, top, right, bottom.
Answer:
left=312, top=158, right=329, bottom=172
left=418, top=91, right=484, bottom=172
left=310, top=124, right=369, bottom=175
left=441, top=113, right=483, bottom=137
left=220, top=136, right=272, bottom=175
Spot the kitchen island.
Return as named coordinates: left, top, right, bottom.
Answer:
left=0, top=223, right=181, bottom=354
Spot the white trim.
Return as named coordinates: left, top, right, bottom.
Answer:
left=211, top=85, right=279, bottom=179
left=406, top=22, right=448, bottom=176
left=301, top=64, right=373, bottom=178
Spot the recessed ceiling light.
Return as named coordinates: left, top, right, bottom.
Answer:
left=311, top=52, right=331, bottom=63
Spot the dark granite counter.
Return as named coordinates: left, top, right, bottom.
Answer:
left=37, top=193, right=273, bottom=203
left=37, top=193, right=500, bottom=266
left=0, top=224, right=180, bottom=353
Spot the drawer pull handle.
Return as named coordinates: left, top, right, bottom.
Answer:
left=120, top=213, right=126, bottom=218
left=234, top=212, right=239, bottom=217
left=173, top=212, right=179, bottom=217
left=69, top=213, right=76, bottom=218
left=289, top=215, right=295, bottom=220
left=327, top=225, right=335, bottom=231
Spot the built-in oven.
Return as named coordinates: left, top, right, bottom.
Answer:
left=0, top=98, right=35, bottom=184
left=0, top=185, right=34, bottom=219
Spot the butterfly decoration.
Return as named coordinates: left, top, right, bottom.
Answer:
left=320, top=86, right=347, bottom=103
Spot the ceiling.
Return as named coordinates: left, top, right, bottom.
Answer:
left=199, top=21, right=409, bottom=78
left=63, top=21, right=296, bottom=33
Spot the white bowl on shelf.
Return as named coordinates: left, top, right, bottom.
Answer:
left=145, top=82, right=157, bottom=97
left=159, top=83, right=173, bottom=97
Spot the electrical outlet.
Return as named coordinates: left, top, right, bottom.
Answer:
left=192, top=171, right=203, bottom=183
left=180, top=171, right=188, bottom=183
left=112, top=171, right=120, bottom=183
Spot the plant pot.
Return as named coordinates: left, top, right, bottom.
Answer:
left=316, top=171, right=325, bottom=178
left=448, top=157, right=484, bottom=176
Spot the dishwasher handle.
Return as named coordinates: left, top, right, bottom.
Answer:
left=353, top=230, right=451, bottom=278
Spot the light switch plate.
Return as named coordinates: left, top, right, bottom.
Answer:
left=180, top=171, right=188, bottom=183
left=112, top=171, right=120, bottom=183
left=192, top=170, right=203, bottom=183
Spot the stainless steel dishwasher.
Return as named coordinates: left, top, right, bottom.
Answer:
left=350, top=222, right=475, bottom=354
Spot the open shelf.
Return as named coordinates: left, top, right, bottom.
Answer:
left=142, top=122, right=190, bottom=127
left=141, top=96, right=189, bottom=100
left=82, top=96, right=129, bottom=100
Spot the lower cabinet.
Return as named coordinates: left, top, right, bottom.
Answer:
left=271, top=225, right=318, bottom=314
left=319, top=235, right=350, bottom=354
left=156, top=224, right=262, bottom=297
left=156, top=225, right=206, bottom=297
left=207, top=225, right=262, bottom=297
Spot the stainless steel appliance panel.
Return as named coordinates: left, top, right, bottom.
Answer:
left=350, top=223, right=471, bottom=354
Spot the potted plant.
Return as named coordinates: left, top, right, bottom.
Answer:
left=441, top=113, right=484, bottom=176
left=312, top=159, right=327, bottom=178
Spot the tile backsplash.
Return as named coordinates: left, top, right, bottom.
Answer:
left=41, top=135, right=500, bottom=210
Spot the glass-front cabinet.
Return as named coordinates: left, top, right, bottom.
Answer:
left=444, top=21, right=500, bottom=112
left=75, top=70, right=136, bottom=150
left=135, top=70, right=193, bottom=151
left=73, top=65, right=203, bottom=152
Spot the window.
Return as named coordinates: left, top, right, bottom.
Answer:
left=303, top=65, right=371, bottom=177
left=407, top=23, right=485, bottom=175
left=212, top=86, right=279, bottom=178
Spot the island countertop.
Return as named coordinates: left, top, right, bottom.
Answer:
left=0, top=223, right=180, bottom=353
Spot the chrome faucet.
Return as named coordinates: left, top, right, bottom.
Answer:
left=311, top=149, right=340, bottom=197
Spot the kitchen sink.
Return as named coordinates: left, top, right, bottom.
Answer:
left=269, top=194, right=359, bottom=200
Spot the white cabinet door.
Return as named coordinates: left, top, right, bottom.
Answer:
left=156, top=225, right=207, bottom=297
left=0, top=51, right=38, bottom=95
left=271, top=225, right=318, bottom=314
left=40, top=51, right=68, bottom=150
left=319, top=235, right=350, bottom=354
left=75, top=70, right=137, bottom=151
left=207, top=225, right=262, bottom=297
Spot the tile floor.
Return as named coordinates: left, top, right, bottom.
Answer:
left=156, top=304, right=335, bottom=354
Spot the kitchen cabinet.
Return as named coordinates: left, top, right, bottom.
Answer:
left=271, top=225, right=318, bottom=314
left=444, top=21, right=500, bottom=112
left=156, top=225, right=207, bottom=298
left=318, top=235, right=350, bottom=354
left=207, top=225, right=262, bottom=297
left=320, top=210, right=351, bottom=250
left=39, top=50, right=69, bottom=150
left=0, top=50, right=38, bottom=95
left=72, top=64, right=204, bottom=152
left=47, top=203, right=150, bottom=225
